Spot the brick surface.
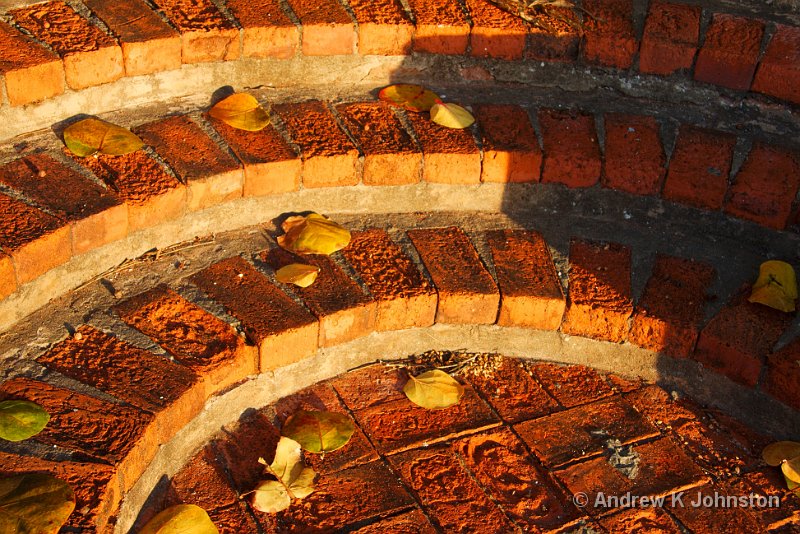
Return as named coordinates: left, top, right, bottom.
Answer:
left=150, top=0, right=239, bottom=63
left=661, top=125, right=735, bottom=210
left=406, top=111, right=481, bottom=184
left=407, top=226, right=500, bottom=324
left=330, top=363, right=408, bottom=411
left=639, top=1, right=701, bottom=75
left=561, top=239, right=633, bottom=342
left=694, top=14, right=765, bottom=91
left=226, top=0, right=298, bottom=59
left=582, top=0, right=637, bottom=69
left=261, top=246, right=376, bottom=346
left=406, top=0, right=469, bottom=54
left=285, top=0, right=355, bottom=56
left=667, top=482, right=763, bottom=532
left=693, top=286, right=792, bottom=386
left=114, top=285, right=258, bottom=395
left=0, top=21, right=64, bottom=106
left=336, top=102, right=422, bottom=186
left=526, top=6, right=580, bottom=62
left=729, top=467, right=800, bottom=529
left=0, top=253, right=15, bottom=299
left=766, top=338, right=800, bottom=411
left=539, top=109, right=601, bottom=187
left=135, top=115, right=243, bottom=210
left=342, top=229, right=436, bottom=331
left=487, top=229, right=565, bottom=329
left=85, top=0, right=182, bottom=76
left=725, top=143, right=800, bottom=229
left=464, top=0, right=527, bottom=59
left=213, top=410, right=281, bottom=492
left=347, top=0, right=413, bottom=55
left=349, top=508, right=437, bottom=533
left=475, top=104, right=541, bottom=183
left=273, top=101, right=359, bottom=187
left=12, top=1, right=124, bottom=89
left=752, top=24, right=800, bottom=104
left=206, top=112, right=301, bottom=196
left=530, top=362, right=615, bottom=407
left=602, top=113, right=666, bottom=195
left=190, top=256, right=319, bottom=369
left=630, top=254, right=715, bottom=357
left=516, top=396, right=659, bottom=467
left=599, top=507, right=681, bottom=532
left=0, top=154, right=127, bottom=254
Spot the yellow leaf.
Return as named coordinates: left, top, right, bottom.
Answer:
left=252, top=437, right=316, bottom=513
left=275, top=264, right=320, bottom=288
left=277, top=213, right=351, bottom=255
left=782, top=456, right=800, bottom=484
left=0, top=474, right=75, bottom=534
left=209, top=93, right=270, bottom=132
left=282, top=410, right=355, bottom=453
left=749, top=260, right=797, bottom=312
left=378, top=84, right=440, bottom=112
left=430, top=103, right=475, bottom=129
left=762, top=441, right=800, bottom=466
left=403, top=369, right=465, bottom=410
left=63, top=118, right=143, bottom=157
left=139, top=504, right=218, bottom=534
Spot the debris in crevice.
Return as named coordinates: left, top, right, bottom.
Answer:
left=605, top=438, right=640, bottom=479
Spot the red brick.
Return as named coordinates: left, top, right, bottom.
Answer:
left=273, top=101, right=359, bottom=187
left=213, top=410, right=280, bottom=492
left=487, top=229, right=565, bottom=329
left=329, top=363, right=408, bottom=411
left=388, top=446, right=516, bottom=532
left=693, top=285, right=792, bottom=386
left=206, top=112, right=301, bottom=196
left=406, top=0, right=469, bottom=54
left=667, top=482, right=763, bottom=532
left=405, top=110, right=481, bottom=184
left=582, top=0, right=637, bottom=69
left=12, top=1, right=123, bottom=90
left=639, top=1, right=701, bottom=75
left=752, top=24, right=800, bottom=104
left=341, top=229, right=436, bottom=331
left=516, top=396, right=659, bottom=467
left=226, top=0, right=298, bottom=59
left=766, top=338, right=800, bottom=411
left=602, top=113, right=666, bottom=195
left=0, top=252, right=16, bottom=299
left=0, top=154, right=126, bottom=254
left=285, top=0, right=355, bottom=56
left=37, top=325, right=204, bottom=446
left=539, top=109, right=601, bottom=187
left=561, top=239, right=633, bottom=342
left=114, top=285, right=258, bottom=396
left=694, top=14, right=765, bottom=91
left=85, top=0, right=182, bottom=76
left=190, top=256, right=319, bottom=369
left=729, top=467, right=800, bottom=529
left=465, top=0, right=527, bottom=59
left=475, top=104, right=541, bottom=183
left=336, top=102, right=421, bottom=186
left=347, top=0, right=413, bottom=55
left=725, top=143, right=800, bottom=229
left=349, top=509, right=437, bottom=533
left=66, top=148, right=187, bottom=232
left=150, top=0, right=240, bottom=63
left=630, top=254, right=715, bottom=357
left=0, top=192, right=71, bottom=284
left=0, top=21, right=64, bottom=106
left=600, top=507, right=681, bottom=532
left=530, top=362, right=615, bottom=407
left=526, top=6, right=581, bottom=62
left=135, top=115, right=243, bottom=210
left=261, top=246, right=376, bottom=346
left=407, top=226, right=500, bottom=324
left=605, top=372, right=646, bottom=393
left=662, top=125, right=735, bottom=210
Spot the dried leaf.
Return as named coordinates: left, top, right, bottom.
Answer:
left=0, top=400, right=49, bottom=442
left=0, top=473, right=75, bottom=534
left=209, top=93, right=270, bottom=132
left=252, top=437, right=316, bottom=513
left=277, top=213, right=351, bottom=255
left=139, top=504, right=218, bottom=534
left=782, top=456, right=800, bottom=484
left=762, top=441, right=800, bottom=466
left=430, top=103, right=475, bottom=129
left=275, top=264, right=320, bottom=288
left=749, top=260, right=798, bottom=312
left=251, top=480, right=291, bottom=514
left=786, top=474, right=800, bottom=496
left=63, top=118, right=143, bottom=157
left=378, top=84, right=440, bottom=112
left=282, top=410, right=355, bottom=454
left=403, top=369, right=465, bottom=410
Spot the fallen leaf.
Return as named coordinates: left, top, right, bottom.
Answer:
left=0, top=473, right=75, bottom=534
left=252, top=437, right=316, bottom=513
left=378, top=84, right=440, bottom=112
left=430, top=103, right=475, bottom=129
left=786, top=474, right=800, bottom=496
left=0, top=400, right=50, bottom=442
left=749, top=260, right=798, bottom=312
left=282, top=410, right=355, bottom=454
left=139, top=504, right=218, bottom=534
left=762, top=441, right=800, bottom=466
left=209, top=93, right=270, bottom=132
left=63, top=118, right=143, bottom=157
left=403, top=369, right=464, bottom=410
left=783, top=456, right=800, bottom=484
left=251, top=480, right=291, bottom=514
left=277, top=213, right=351, bottom=255
left=275, top=264, right=320, bottom=288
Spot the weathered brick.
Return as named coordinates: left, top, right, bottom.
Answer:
left=602, top=113, right=666, bottom=195
left=226, top=0, right=298, bottom=59
left=667, top=482, right=763, bottom=532
left=582, top=0, right=637, bottom=69
left=475, top=104, right=541, bottom=183
left=213, top=410, right=280, bottom=492
left=639, top=1, right=701, bottom=75
left=349, top=509, right=437, bottom=533
left=766, top=338, right=800, bottom=412
left=0, top=253, right=16, bottom=299
left=407, top=227, right=499, bottom=324
left=406, top=111, right=481, bottom=184
left=600, top=507, right=681, bottom=532
left=329, top=363, right=408, bottom=411
left=530, top=362, right=615, bottom=407
left=0, top=21, right=64, bottom=106
left=694, top=14, right=765, bottom=91
left=728, top=467, right=800, bottom=529
left=526, top=6, right=580, bottom=62
left=406, top=0, right=469, bottom=54
left=285, top=0, right=355, bottom=55
left=539, top=109, right=601, bottom=187
left=150, top=0, right=240, bottom=63
left=752, top=24, right=800, bottom=104
left=465, top=0, right=527, bottom=59
left=347, top=0, right=413, bottom=55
